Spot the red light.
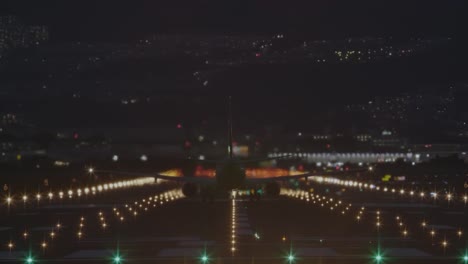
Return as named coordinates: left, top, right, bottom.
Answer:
left=255, top=53, right=261, bottom=57
left=326, top=144, right=331, bottom=149
left=73, top=133, right=79, bottom=139
left=177, top=123, right=182, bottom=129
left=184, top=141, right=191, bottom=148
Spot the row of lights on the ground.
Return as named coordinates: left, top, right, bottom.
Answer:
left=281, top=188, right=357, bottom=263
left=281, top=188, right=468, bottom=262
left=78, top=216, right=84, bottom=239
left=231, top=197, right=237, bottom=254
left=84, top=189, right=185, bottom=238
left=311, top=176, right=468, bottom=205
left=3, top=189, right=183, bottom=264
left=3, top=177, right=156, bottom=208
left=282, top=189, right=353, bottom=218
left=6, top=221, right=65, bottom=255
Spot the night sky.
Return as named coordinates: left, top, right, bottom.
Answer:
left=0, top=0, right=457, bottom=41
left=0, top=0, right=463, bottom=131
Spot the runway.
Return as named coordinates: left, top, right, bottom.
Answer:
left=1, top=184, right=466, bottom=263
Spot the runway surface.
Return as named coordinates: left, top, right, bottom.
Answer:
left=1, top=184, right=467, bottom=263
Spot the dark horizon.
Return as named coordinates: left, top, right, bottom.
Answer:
left=0, top=0, right=457, bottom=42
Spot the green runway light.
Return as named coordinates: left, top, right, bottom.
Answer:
left=287, top=254, right=295, bottom=263
left=374, top=254, right=383, bottom=263
left=113, top=255, right=122, bottom=263
left=200, top=254, right=209, bottom=263
left=25, top=257, right=34, bottom=264
left=463, top=254, right=468, bottom=262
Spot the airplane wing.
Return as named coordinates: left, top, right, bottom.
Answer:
left=244, top=166, right=368, bottom=184
left=154, top=174, right=215, bottom=184
left=245, top=172, right=316, bottom=184
left=95, top=170, right=216, bottom=184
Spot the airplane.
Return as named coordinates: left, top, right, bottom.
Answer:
left=96, top=97, right=352, bottom=200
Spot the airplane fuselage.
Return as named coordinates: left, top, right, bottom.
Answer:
left=215, top=161, right=246, bottom=191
